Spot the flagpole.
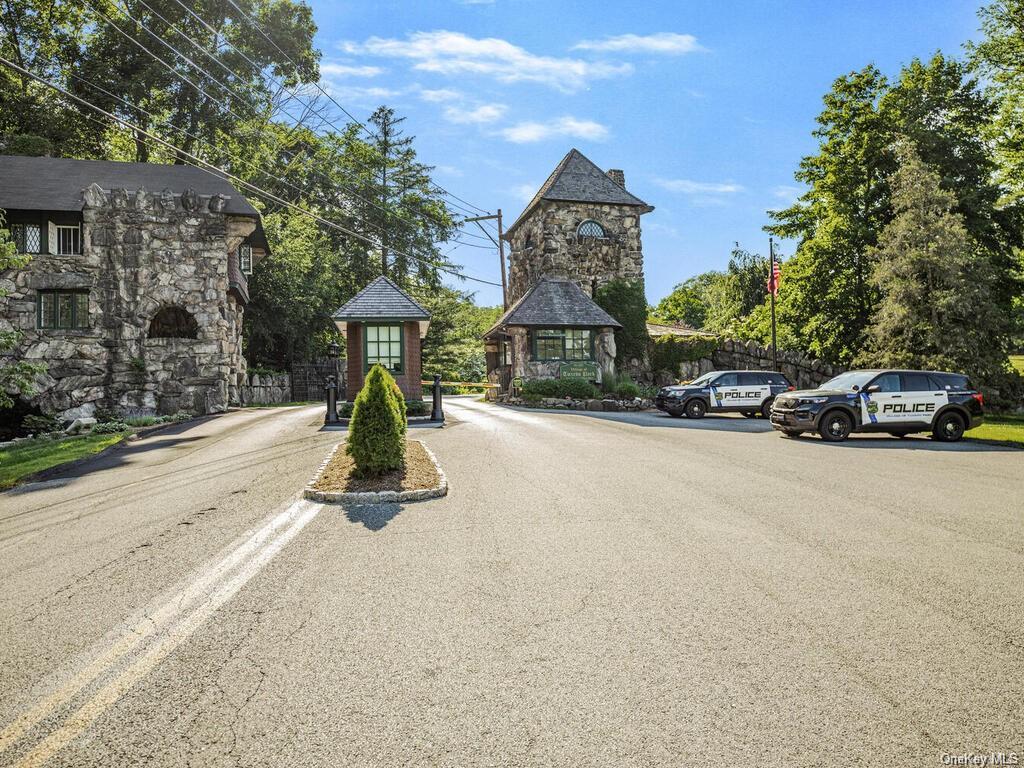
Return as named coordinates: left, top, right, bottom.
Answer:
left=769, top=237, right=778, bottom=372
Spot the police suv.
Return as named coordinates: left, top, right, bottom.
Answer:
left=769, top=369, right=984, bottom=442
left=656, top=370, right=794, bottom=419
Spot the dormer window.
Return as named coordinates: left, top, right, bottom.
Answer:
left=11, top=223, right=41, bottom=254
left=577, top=220, right=605, bottom=238
left=55, top=224, right=81, bottom=255
left=239, top=244, right=253, bottom=275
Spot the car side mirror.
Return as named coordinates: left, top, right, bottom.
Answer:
left=865, top=384, right=881, bottom=393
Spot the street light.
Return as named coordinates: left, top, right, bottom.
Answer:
left=327, top=340, right=340, bottom=360
left=324, top=339, right=340, bottom=425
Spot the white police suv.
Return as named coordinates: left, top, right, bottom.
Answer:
left=655, top=370, right=794, bottom=419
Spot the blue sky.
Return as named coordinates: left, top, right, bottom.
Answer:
left=306, top=0, right=984, bottom=308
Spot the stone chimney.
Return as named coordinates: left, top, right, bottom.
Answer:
left=606, top=169, right=625, bottom=188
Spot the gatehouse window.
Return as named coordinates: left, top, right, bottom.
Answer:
left=365, top=324, right=403, bottom=373
left=577, top=220, right=605, bottom=238
left=55, top=225, right=81, bottom=255
left=149, top=305, right=199, bottom=339
left=239, top=244, right=253, bottom=275
left=38, top=290, right=89, bottom=329
left=532, top=328, right=593, bottom=361
left=11, top=223, right=42, bottom=254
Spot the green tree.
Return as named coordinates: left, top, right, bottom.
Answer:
left=857, top=143, right=1014, bottom=385
left=650, top=277, right=708, bottom=328
left=0, top=210, right=44, bottom=408
left=594, top=278, right=648, bottom=367
left=346, top=364, right=405, bottom=476
left=415, top=286, right=500, bottom=382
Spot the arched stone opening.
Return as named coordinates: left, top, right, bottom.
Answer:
left=148, top=305, right=199, bottom=339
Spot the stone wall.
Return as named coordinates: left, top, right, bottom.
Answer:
left=670, top=338, right=842, bottom=391
left=236, top=372, right=292, bottom=405
left=1, top=183, right=255, bottom=419
left=506, top=200, right=645, bottom=303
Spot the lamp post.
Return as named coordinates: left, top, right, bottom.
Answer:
left=324, top=340, right=340, bottom=425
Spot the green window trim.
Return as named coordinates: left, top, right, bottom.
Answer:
left=363, top=323, right=405, bottom=374
left=37, top=290, right=89, bottom=330
left=530, top=328, right=594, bottom=362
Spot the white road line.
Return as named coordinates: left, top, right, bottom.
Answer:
left=0, top=498, right=323, bottom=766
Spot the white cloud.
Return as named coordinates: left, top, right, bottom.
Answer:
left=655, top=178, right=743, bottom=194
left=510, top=182, right=538, bottom=203
left=319, top=62, right=383, bottom=78
left=771, top=185, right=802, bottom=201
left=443, top=103, right=507, bottom=124
left=434, top=164, right=464, bottom=177
left=341, top=31, right=632, bottom=92
left=419, top=87, right=463, bottom=102
left=500, top=116, right=609, bottom=143
left=319, top=84, right=401, bottom=106
left=572, top=33, right=704, bottom=55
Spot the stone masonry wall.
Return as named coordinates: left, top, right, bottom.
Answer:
left=668, top=338, right=843, bottom=391
left=507, top=200, right=645, bottom=302
left=237, top=372, right=292, bottom=405
left=2, top=184, right=254, bottom=419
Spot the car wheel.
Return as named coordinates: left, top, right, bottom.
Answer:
left=667, top=409, right=683, bottom=418
left=819, top=410, right=852, bottom=442
left=933, top=411, right=966, bottom=442
left=760, top=399, right=774, bottom=419
left=780, top=429, right=804, bottom=438
left=686, top=398, right=707, bottom=419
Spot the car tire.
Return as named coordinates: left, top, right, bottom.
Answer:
left=686, top=398, right=707, bottom=419
left=760, top=399, right=774, bottom=419
left=780, top=429, right=804, bottom=438
left=819, top=409, right=853, bottom=442
left=933, top=411, right=966, bottom=442
left=667, top=409, right=683, bottom=419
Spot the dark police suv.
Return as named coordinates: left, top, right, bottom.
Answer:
left=769, top=369, right=984, bottom=442
left=656, top=370, right=794, bottom=419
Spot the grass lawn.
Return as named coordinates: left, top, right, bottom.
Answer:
left=0, top=432, right=127, bottom=490
left=965, top=414, right=1024, bottom=447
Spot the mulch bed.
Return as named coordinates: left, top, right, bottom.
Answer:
left=313, top=440, right=439, bottom=493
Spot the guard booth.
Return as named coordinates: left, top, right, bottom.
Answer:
left=331, top=276, right=431, bottom=401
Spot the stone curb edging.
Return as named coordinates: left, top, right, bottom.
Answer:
left=303, top=440, right=449, bottom=505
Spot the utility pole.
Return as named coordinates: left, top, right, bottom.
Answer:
left=464, top=210, right=508, bottom=309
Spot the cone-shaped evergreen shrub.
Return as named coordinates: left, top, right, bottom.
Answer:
left=346, top=364, right=405, bottom=476
left=390, top=381, right=407, bottom=435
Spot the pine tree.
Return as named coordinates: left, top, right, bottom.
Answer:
left=857, top=143, right=1011, bottom=383
left=346, top=364, right=405, bottom=476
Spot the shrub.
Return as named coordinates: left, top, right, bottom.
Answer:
left=521, top=377, right=598, bottom=400
left=594, top=279, right=649, bottom=366
left=650, top=334, right=720, bottom=376
left=92, top=421, right=130, bottom=434
left=346, top=364, right=405, bottom=476
left=22, top=413, right=60, bottom=434
left=405, top=399, right=429, bottom=417
left=390, top=381, right=407, bottom=434
left=615, top=381, right=641, bottom=400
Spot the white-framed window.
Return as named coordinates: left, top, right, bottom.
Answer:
left=239, top=244, right=253, bottom=275
left=364, top=324, right=403, bottom=373
left=10, top=223, right=42, bottom=253
left=577, top=220, right=605, bottom=238
left=55, top=225, right=81, bottom=255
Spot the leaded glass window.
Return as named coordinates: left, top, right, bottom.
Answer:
left=239, top=244, right=253, bottom=275
left=38, top=290, right=89, bottom=329
left=365, top=324, right=403, bottom=373
left=565, top=329, right=592, bottom=360
left=11, top=223, right=41, bottom=253
left=577, top=220, right=605, bottom=238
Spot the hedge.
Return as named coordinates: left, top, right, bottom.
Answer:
left=520, top=377, right=599, bottom=400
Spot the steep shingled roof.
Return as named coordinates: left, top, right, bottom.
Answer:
left=483, top=278, right=622, bottom=339
left=332, top=276, right=431, bottom=322
left=0, top=155, right=260, bottom=217
left=504, top=148, right=651, bottom=236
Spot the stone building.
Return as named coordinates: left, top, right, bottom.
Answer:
left=503, top=148, right=653, bottom=302
left=485, top=149, right=652, bottom=393
left=332, top=276, right=431, bottom=401
left=0, top=155, right=267, bottom=420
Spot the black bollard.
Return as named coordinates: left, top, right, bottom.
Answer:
left=431, top=373, right=444, bottom=423
left=324, top=375, right=339, bottom=425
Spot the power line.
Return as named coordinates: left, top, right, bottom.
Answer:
left=0, top=55, right=503, bottom=288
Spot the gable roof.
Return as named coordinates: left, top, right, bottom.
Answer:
left=484, top=278, right=622, bottom=338
left=505, top=148, right=652, bottom=236
left=332, top=276, right=431, bottom=322
left=0, top=155, right=260, bottom=218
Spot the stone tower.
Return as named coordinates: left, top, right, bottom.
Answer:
left=502, top=148, right=654, bottom=303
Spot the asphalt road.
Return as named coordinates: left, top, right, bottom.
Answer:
left=1, top=398, right=1022, bottom=767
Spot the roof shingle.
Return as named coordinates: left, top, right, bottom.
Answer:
left=484, top=278, right=622, bottom=337
left=332, top=276, right=431, bottom=321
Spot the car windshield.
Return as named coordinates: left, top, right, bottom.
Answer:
left=683, top=372, right=716, bottom=387
left=819, top=371, right=878, bottom=392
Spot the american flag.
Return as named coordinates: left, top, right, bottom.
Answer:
left=767, top=259, right=781, bottom=296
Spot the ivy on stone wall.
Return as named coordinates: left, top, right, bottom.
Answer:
left=650, top=334, right=720, bottom=376
left=594, top=279, right=649, bottom=366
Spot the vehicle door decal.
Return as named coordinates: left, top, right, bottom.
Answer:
left=860, top=391, right=878, bottom=424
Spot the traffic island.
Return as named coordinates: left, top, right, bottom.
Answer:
left=304, top=440, right=448, bottom=504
